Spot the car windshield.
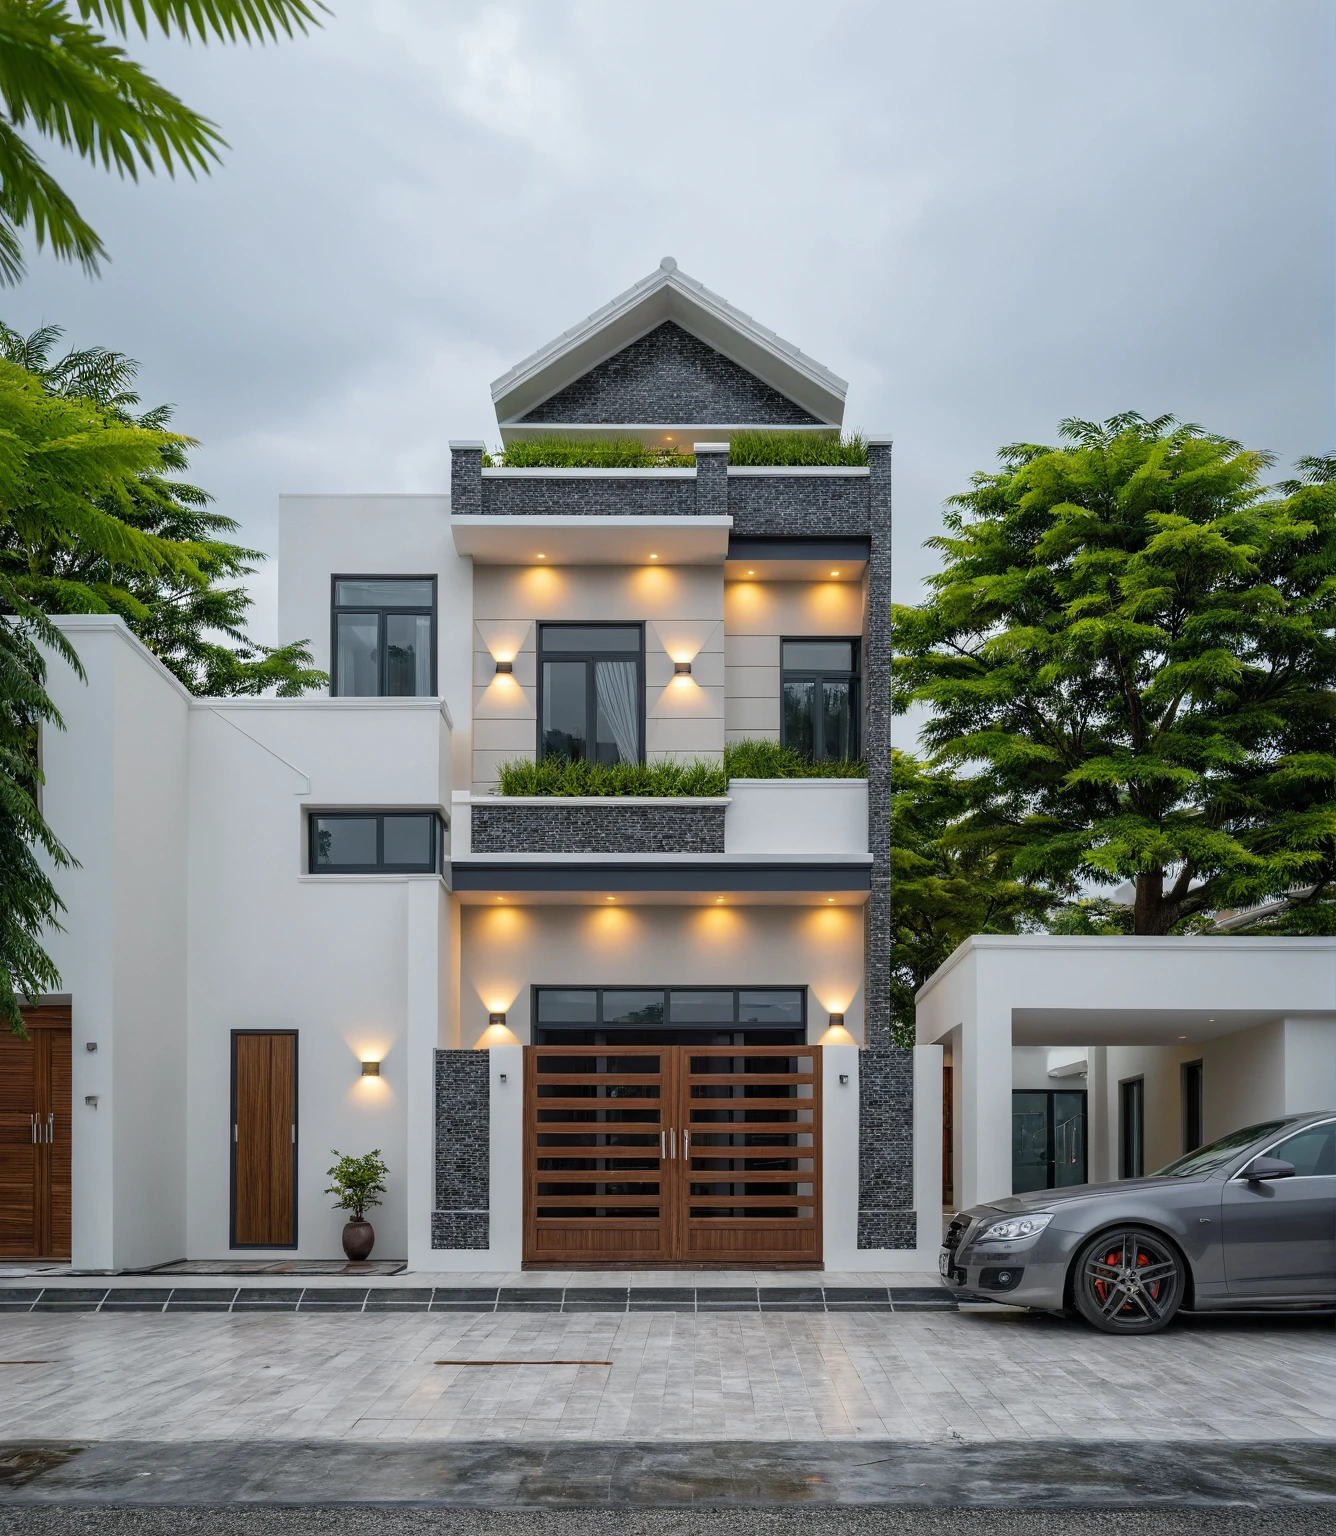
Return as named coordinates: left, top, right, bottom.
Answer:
left=1154, top=1120, right=1293, bottom=1178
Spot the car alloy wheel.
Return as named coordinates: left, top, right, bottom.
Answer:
left=1073, top=1226, right=1185, bottom=1335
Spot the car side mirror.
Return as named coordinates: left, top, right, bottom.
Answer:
left=1241, top=1155, right=1296, bottom=1182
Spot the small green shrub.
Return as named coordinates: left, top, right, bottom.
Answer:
left=495, top=756, right=727, bottom=797
left=727, top=430, right=869, bottom=467
left=724, top=738, right=868, bottom=779
left=485, top=437, right=695, bottom=470
left=325, top=1149, right=388, bottom=1221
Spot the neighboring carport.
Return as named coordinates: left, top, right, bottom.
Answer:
left=914, top=936, right=1336, bottom=1211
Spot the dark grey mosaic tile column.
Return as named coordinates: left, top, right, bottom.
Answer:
left=695, top=442, right=729, bottom=516
left=433, top=1049, right=489, bottom=1250
left=865, top=439, right=892, bottom=1048
left=449, top=442, right=483, bottom=518
left=858, top=1044, right=916, bottom=1248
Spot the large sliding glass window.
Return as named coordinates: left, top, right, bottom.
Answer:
left=537, top=624, right=643, bottom=765
left=781, top=639, right=860, bottom=762
left=332, top=577, right=436, bottom=697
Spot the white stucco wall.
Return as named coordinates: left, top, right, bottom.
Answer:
left=278, top=494, right=473, bottom=795
left=724, top=779, right=867, bottom=855
left=459, top=901, right=865, bottom=1047
left=42, top=618, right=191, bottom=1271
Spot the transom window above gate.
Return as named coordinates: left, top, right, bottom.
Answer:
left=535, top=987, right=805, bottom=1031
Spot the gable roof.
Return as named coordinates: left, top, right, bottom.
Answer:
left=491, top=259, right=847, bottom=438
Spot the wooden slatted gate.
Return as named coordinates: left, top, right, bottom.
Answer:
left=524, top=1043, right=821, bottom=1267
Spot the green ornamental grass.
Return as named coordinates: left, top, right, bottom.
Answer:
left=482, top=432, right=870, bottom=470
left=494, top=740, right=867, bottom=797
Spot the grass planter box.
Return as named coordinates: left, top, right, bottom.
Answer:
left=470, top=797, right=729, bottom=855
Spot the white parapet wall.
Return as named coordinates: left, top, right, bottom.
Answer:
left=725, top=778, right=868, bottom=855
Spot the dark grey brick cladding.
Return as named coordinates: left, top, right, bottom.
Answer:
left=472, top=802, right=725, bottom=854
left=433, top=1050, right=489, bottom=1250
left=481, top=474, right=696, bottom=519
left=858, top=1045, right=916, bottom=1249
left=519, top=321, right=819, bottom=425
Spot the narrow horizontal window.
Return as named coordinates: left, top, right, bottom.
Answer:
left=310, top=812, right=442, bottom=874
left=536, top=990, right=599, bottom=1024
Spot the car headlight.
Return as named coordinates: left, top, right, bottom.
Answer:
left=981, top=1214, right=1053, bottom=1242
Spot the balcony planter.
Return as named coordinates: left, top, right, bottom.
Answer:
left=724, top=778, right=868, bottom=856
left=470, top=796, right=729, bottom=854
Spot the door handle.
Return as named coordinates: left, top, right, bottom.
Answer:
left=31, top=1114, right=37, bottom=1144
left=660, top=1130, right=666, bottom=1160
left=670, top=1128, right=677, bottom=1160
left=682, top=1128, right=690, bottom=1160
left=46, top=1113, right=54, bottom=1144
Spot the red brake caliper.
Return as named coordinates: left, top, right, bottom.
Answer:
left=1093, top=1246, right=1121, bottom=1308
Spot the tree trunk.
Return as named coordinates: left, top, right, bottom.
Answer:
left=1133, top=871, right=1175, bottom=935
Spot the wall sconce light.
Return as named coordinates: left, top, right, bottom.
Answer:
left=674, top=661, right=692, bottom=676
left=361, top=1060, right=380, bottom=1076
left=494, top=659, right=513, bottom=675
left=829, top=1013, right=845, bottom=1029
left=85, top=1095, right=99, bottom=1108
left=489, top=1011, right=507, bottom=1027
left=839, top=1074, right=850, bottom=1086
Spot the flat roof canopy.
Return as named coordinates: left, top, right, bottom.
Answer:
left=450, top=855, right=870, bottom=905
left=451, top=515, right=731, bottom=566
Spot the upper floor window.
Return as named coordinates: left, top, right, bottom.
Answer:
left=781, top=639, right=860, bottom=761
left=310, top=811, right=443, bottom=874
left=332, top=577, right=436, bottom=697
left=538, top=624, right=643, bottom=765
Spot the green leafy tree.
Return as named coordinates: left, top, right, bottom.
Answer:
left=890, top=749, right=1055, bottom=1044
left=0, top=354, right=216, bottom=1031
left=0, top=322, right=324, bottom=694
left=0, top=0, right=323, bottom=281
left=893, top=414, right=1336, bottom=937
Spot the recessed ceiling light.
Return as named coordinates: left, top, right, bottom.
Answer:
left=747, top=570, right=754, bottom=576
left=536, top=553, right=545, bottom=560
left=606, top=895, right=616, bottom=901
left=831, top=570, right=840, bottom=577
left=649, top=553, right=658, bottom=560
left=827, top=897, right=835, bottom=903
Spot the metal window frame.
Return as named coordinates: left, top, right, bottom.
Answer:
left=779, top=635, right=861, bottom=761
left=1119, top=1076, right=1146, bottom=1179
left=531, top=984, right=807, bottom=1041
left=308, top=810, right=443, bottom=875
left=535, top=622, right=646, bottom=765
left=330, top=574, right=438, bottom=697
left=1181, top=1059, right=1204, bottom=1154
left=1010, top=1087, right=1089, bottom=1191
left=229, top=1028, right=299, bottom=1251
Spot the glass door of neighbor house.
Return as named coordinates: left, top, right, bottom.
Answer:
left=1012, top=1090, right=1087, bottom=1194
left=523, top=1042, right=821, bottom=1267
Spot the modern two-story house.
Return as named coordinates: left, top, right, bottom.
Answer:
left=6, top=261, right=939, bottom=1274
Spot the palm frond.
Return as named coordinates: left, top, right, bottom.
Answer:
left=77, top=0, right=326, bottom=43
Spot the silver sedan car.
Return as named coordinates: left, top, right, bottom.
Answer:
left=940, top=1111, right=1336, bottom=1333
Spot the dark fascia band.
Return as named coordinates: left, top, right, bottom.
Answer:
left=450, top=861, right=871, bottom=893
left=726, top=536, right=871, bottom=562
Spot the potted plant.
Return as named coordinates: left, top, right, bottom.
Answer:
left=325, top=1149, right=388, bottom=1261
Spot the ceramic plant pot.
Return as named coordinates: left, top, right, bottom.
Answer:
left=342, top=1217, right=375, bottom=1261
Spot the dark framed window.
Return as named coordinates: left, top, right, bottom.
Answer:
left=533, top=986, right=805, bottom=1045
left=331, top=576, right=436, bottom=697
left=1120, top=1078, right=1145, bottom=1179
left=781, top=639, right=860, bottom=761
left=309, top=812, right=443, bottom=874
left=537, top=624, right=644, bottom=765
left=1011, top=1090, right=1087, bottom=1193
left=1181, top=1061, right=1203, bottom=1154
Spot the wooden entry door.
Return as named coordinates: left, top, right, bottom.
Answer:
left=524, top=1043, right=821, bottom=1267
left=231, top=1031, right=297, bottom=1247
left=0, top=1006, right=72, bottom=1260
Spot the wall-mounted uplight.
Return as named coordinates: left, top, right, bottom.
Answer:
left=361, top=1060, right=380, bottom=1076
left=489, top=1012, right=507, bottom=1028
left=828, top=1013, right=845, bottom=1030
left=494, top=659, right=513, bottom=675
left=674, top=661, right=692, bottom=677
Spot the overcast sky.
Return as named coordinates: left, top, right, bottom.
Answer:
left=5, top=0, right=1332, bottom=654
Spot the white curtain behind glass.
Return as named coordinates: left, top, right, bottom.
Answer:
left=595, top=660, right=639, bottom=763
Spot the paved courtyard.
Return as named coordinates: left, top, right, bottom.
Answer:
left=0, top=1304, right=1331, bottom=1445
